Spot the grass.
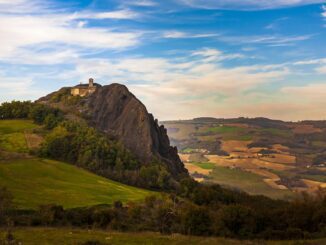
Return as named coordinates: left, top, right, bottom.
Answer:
left=260, top=128, right=292, bottom=138
left=0, top=158, right=153, bottom=209
left=0, top=120, right=39, bottom=153
left=1, top=228, right=325, bottom=245
left=191, top=162, right=215, bottom=170
left=272, top=169, right=326, bottom=183
left=182, top=148, right=197, bottom=153
left=206, top=125, right=243, bottom=134
left=208, top=166, right=294, bottom=200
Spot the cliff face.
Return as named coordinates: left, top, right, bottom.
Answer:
left=83, top=83, right=187, bottom=176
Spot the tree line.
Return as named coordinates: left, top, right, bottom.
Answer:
left=1, top=187, right=326, bottom=240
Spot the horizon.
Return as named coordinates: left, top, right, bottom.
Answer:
left=0, top=0, right=325, bottom=121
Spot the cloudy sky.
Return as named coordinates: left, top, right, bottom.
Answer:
left=0, top=0, right=325, bottom=121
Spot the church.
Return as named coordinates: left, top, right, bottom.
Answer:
left=71, top=78, right=100, bottom=97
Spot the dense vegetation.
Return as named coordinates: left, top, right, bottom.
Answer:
left=0, top=101, right=63, bottom=130
left=1, top=101, right=326, bottom=240
left=1, top=186, right=326, bottom=240
left=39, top=121, right=177, bottom=190
left=0, top=101, right=176, bottom=191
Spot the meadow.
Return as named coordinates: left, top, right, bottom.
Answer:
left=0, top=158, right=153, bottom=209
left=0, top=120, right=39, bottom=153
left=1, top=228, right=325, bottom=245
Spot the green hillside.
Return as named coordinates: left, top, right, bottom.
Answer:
left=0, top=158, right=153, bottom=209
left=0, top=120, right=153, bottom=209
left=0, top=120, right=39, bottom=153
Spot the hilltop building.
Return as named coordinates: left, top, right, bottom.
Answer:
left=71, top=78, right=100, bottom=97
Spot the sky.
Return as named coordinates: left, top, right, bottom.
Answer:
left=0, top=0, right=325, bottom=121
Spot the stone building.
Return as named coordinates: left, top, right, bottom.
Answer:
left=71, top=78, right=99, bottom=97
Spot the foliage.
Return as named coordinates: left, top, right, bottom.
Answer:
left=0, top=187, right=13, bottom=225
left=39, top=121, right=175, bottom=190
left=0, top=101, right=64, bottom=130
left=3, top=189, right=326, bottom=240
left=0, top=101, right=32, bottom=119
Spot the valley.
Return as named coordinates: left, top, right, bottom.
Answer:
left=163, top=118, right=326, bottom=199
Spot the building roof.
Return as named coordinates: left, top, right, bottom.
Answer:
left=73, top=83, right=101, bottom=89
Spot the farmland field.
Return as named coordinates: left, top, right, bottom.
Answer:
left=163, top=118, right=326, bottom=199
left=208, top=166, right=294, bottom=199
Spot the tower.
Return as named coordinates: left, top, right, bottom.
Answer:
left=89, top=78, right=94, bottom=87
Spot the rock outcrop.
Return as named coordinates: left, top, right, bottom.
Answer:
left=83, top=83, right=187, bottom=176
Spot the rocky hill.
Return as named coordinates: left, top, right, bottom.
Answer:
left=38, top=83, right=187, bottom=177
left=83, top=84, right=186, bottom=176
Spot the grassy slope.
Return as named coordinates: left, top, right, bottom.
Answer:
left=0, top=120, right=39, bottom=153
left=208, top=166, right=294, bottom=200
left=0, top=158, right=153, bottom=209
left=1, top=228, right=325, bottom=245
left=0, top=120, right=153, bottom=209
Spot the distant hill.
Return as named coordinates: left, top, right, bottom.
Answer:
left=163, top=117, right=326, bottom=199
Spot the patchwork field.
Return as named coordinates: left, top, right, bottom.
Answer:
left=163, top=118, right=326, bottom=199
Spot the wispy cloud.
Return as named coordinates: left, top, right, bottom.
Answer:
left=191, top=48, right=244, bottom=62
left=163, top=31, right=219, bottom=39
left=0, top=13, right=142, bottom=62
left=75, top=9, right=141, bottom=20
left=218, top=34, right=313, bottom=47
left=124, top=0, right=158, bottom=7
left=322, top=5, right=326, bottom=17
left=265, top=17, right=289, bottom=30
left=179, top=0, right=325, bottom=10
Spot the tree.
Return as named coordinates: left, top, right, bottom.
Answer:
left=0, top=187, right=13, bottom=225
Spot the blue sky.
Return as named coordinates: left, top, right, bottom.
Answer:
left=0, top=0, right=325, bottom=121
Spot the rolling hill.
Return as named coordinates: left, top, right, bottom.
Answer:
left=0, top=120, right=153, bottom=209
left=163, top=117, right=326, bottom=199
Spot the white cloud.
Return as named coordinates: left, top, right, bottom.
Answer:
left=0, top=0, right=47, bottom=14
left=125, top=0, right=157, bottom=7
left=294, top=58, right=326, bottom=65
left=0, top=76, right=42, bottom=102
left=163, top=31, right=219, bottom=39
left=218, top=34, right=313, bottom=46
left=322, top=5, right=326, bottom=17
left=76, top=9, right=141, bottom=20
left=0, top=14, right=141, bottom=61
left=179, top=0, right=325, bottom=10
left=69, top=50, right=291, bottom=120
left=191, top=48, right=244, bottom=62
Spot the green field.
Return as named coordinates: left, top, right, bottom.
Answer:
left=0, top=158, right=153, bottom=209
left=0, top=119, right=153, bottom=209
left=205, top=125, right=243, bottom=134
left=191, top=162, right=215, bottom=170
left=208, top=166, right=294, bottom=200
left=1, top=228, right=325, bottom=245
left=0, top=120, right=39, bottom=153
